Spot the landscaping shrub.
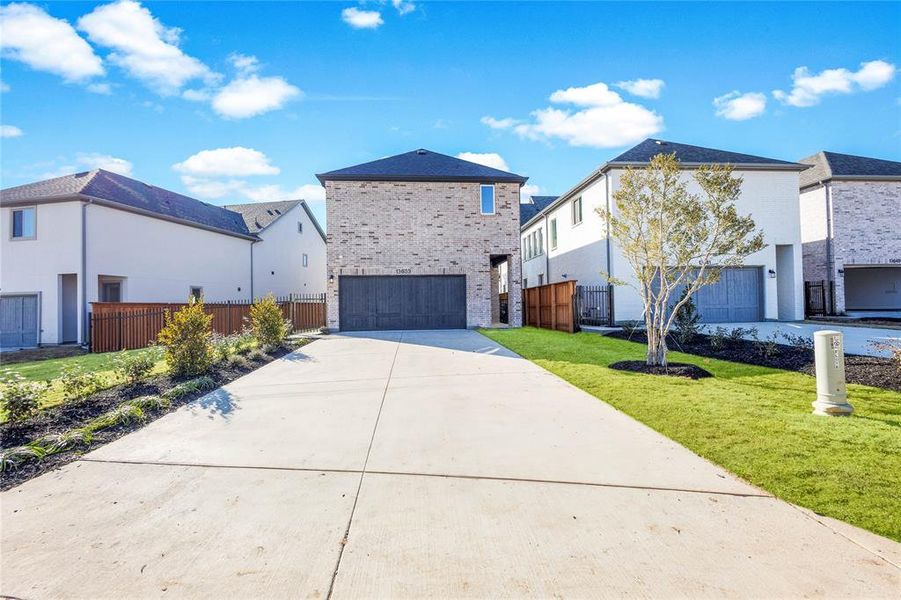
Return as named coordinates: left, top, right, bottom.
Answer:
left=157, top=300, right=214, bottom=376
left=249, top=294, right=291, bottom=348
left=114, top=348, right=160, bottom=385
left=620, top=320, right=643, bottom=338
left=869, top=339, right=901, bottom=370
left=246, top=348, right=268, bottom=362
left=672, top=290, right=701, bottom=344
left=0, top=445, right=46, bottom=472
left=161, top=376, right=217, bottom=401
left=85, top=403, right=145, bottom=433
left=128, top=395, right=169, bottom=411
left=729, top=326, right=756, bottom=345
left=0, top=371, right=47, bottom=423
left=34, top=429, right=91, bottom=454
left=781, top=332, right=814, bottom=357
left=58, top=364, right=104, bottom=402
left=751, top=330, right=781, bottom=359
left=225, top=354, right=251, bottom=369
left=709, top=326, right=729, bottom=350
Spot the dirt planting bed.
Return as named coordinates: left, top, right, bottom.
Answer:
left=1, top=342, right=309, bottom=491
left=606, top=330, right=900, bottom=392
left=609, top=360, right=712, bottom=379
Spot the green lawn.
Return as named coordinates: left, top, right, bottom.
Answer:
left=1, top=348, right=167, bottom=418
left=479, top=327, right=901, bottom=542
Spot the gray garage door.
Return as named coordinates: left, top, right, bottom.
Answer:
left=1, top=294, right=39, bottom=349
left=339, top=275, right=466, bottom=331
left=692, top=267, right=762, bottom=323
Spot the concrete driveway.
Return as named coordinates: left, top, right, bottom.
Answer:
left=2, top=330, right=899, bottom=598
left=703, top=321, right=901, bottom=357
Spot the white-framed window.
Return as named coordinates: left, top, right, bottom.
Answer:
left=10, top=207, right=36, bottom=240
left=572, top=196, right=583, bottom=225
left=190, top=286, right=203, bottom=301
left=298, top=221, right=303, bottom=234
left=537, top=228, right=543, bottom=255
left=98, top=275, right=126, bottom=302
left=480, top=184, right=496, bottom=215
left=302, top=253, right=309, bottom=267
left=550, top=218, right=557, bottom=249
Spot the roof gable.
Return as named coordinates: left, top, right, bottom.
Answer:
left=224, top=200, right=301, bottom=233
left=520, top=195, right=558, bottom=225
left=1, top=169, right=252, bottom=238
left=799, top=151, right=901, bottom=188
left=317, top=149, right=528, bottom=184
left=611, top=138, right=801, bottom=167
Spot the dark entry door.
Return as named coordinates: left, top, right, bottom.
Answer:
left=339, top=275, right=466, bottom=331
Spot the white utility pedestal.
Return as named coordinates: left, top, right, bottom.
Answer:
left=812, top=330, right=853, bottom=416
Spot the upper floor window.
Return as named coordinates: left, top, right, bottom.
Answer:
left=537, top=228, right=543, bottom=255
left=10, top=207, right=36, bottom=240
left=297, top=221, right=303, bottom=234
left=190, top=286, right=203, bottom=301
left=572, top=197, right=583, bottom=225
left=550, top=218, right=558, bottom=249
left=480, top=184, right=496, bottom=215
left=302, top=253, right=309, bottom=267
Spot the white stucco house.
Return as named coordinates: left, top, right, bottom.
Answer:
left=520, top=139, right=808, bottom=324
left=798, top=151, right=901, bottom=315
left=0, top=169, right=325, bottom=348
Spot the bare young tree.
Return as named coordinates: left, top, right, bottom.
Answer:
left=598, top=153, right=765, bottom=367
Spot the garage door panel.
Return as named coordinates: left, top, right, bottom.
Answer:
left=1, top=294, right=39, bottom=349
left=340, top=276, right=466, bottom=331
left=670, top=268, right=761, bottom=323
left=845, top=267, right=901, bottom=310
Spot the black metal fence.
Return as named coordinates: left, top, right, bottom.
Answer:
left=574, top=284, right=614, bottom=327
left=804, top=280, right=836, bottom=317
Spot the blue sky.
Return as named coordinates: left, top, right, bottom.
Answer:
left=1, top=1, right=899, bottom=227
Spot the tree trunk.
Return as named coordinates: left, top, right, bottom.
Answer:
left=646, top=327, right=669, bottom=367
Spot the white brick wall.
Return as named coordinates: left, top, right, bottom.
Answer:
left=325, top=180, right=522, bottom=330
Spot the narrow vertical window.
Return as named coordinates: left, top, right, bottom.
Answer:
left=190, top=286, right=203, bottom=301
left=302, top=253, right=309, bottom=267
left=538, top=228, right=543, bottom=255
left=480, top=184, right=496, bottom=215
left=572, top=197, right=583, bottom=225
left=550, top=218, right=557, bottom=249
left=298, top=221, right=303, bottom=234
left=10, top=207, right=36, bottom=239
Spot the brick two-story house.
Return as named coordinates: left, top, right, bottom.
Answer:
left=317, top=149, right=527, bottom=331
left=798, top=151, right=901, bottom=314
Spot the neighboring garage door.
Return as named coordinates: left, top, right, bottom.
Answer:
left=692, top=267, right=763, bottom=323
left=0, top=294, right=39, bottom=349
left=339, top=275, right=466, bottom=331
left=844, top=267, right=901, bottom=310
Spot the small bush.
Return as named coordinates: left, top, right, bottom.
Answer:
left=246, top=348, right=267, bottom=362
left=673, top=290, right=701, bottom=345
left=0, top=371, right=47, bottom=423
left=115, top=348, right=160, bottom=385
left=225, top=354, right=251, bottom=369
left=728, top=327, right=756, bottom=345
left=85, top=403, right=145, bottom=433
left=161, top=376, right=217, bottom=401
left=709, top=326, right=729, bottom=351
left=0, top=445, right=47, bottom=472
left=782, top=332, right=814, bottom=356
left=869, top=340, right=901, bottom=370
left=58, top=364, right=104, bottom=402
left=128, top=395, right=169, bottom=411
left=620, top=320, right=643, bottom=337
left=33, top=429, right=92, bottom=455
left=249, top=294, right=291, bottom=348
left=751, top=330, right=781, bottom=359
left=157, top=300, right=214, bottom=376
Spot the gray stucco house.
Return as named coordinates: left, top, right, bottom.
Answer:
left=798, top=151, right=901, bottom=314
left=317, top=149, right=527, bottom=331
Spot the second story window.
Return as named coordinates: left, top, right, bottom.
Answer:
left=537, top=228, right=543, bottom=255
left=10, top=207, right=36, bottom=240
left=572, top=196, right=583, bottom=226
left=190, top=286, right=203, bottom=301
left=550, top=218, right=557, bottom=249
left=302, top=253, right=309, bottom=267
left=480, top=184, right=496, bottom=215
left=298, top=221, right=303, bottom=234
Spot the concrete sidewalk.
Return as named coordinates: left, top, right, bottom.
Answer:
left=2, top=330, right=899, bottom=598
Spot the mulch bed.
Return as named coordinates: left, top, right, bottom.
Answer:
left=607, top=330, right=900, bottom=392
left=609, top=360, right=712, bottom=379
left=0, top=342, right=308, bottom=491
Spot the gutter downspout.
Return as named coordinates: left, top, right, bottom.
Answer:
left=81, top=200, right=89, bottom=347
left=249, top=240, right=257, bottom=301
left=824, top=182, right=834, bottom=283
left=543, top=213, right=550, bottom=283
left=604, top=175, right=613, bottom=322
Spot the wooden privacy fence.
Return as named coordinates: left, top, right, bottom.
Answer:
left=522, top=280, right=578, bottom=333
left=90, top=294, right=326, bottom=353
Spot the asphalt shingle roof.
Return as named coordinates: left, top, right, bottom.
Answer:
left=611, top=138, right=800, bottom=167
left=798, top=151, right=901, bottom=188
left=520, top=196, right=558, bottom=225
left=224, top=200, right=301, bottom=233
left=0, top=169, right=253, bottom=237
left=316, top=149, right=528, bottom=184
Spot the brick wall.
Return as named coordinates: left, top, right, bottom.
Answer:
left=325, top=180, right=523, bottom=329
left=829, top=181, right=901, bottom=312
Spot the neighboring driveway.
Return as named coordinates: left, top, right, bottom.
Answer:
left=2, top=330, right=899, bottom=598
left=704, top=321, right=901, bottom=357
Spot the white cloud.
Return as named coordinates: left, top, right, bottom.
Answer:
left=520, top=183, right=541, bottom=202
left=0, top=3, right=104, bottom=83
left=773, top=60, right=896, bottom=107
left=481, top=116, right=519, bottom=130
left=74, top=152, right=134, bottom=175
left=491, top=81, right=663, bottom=148
left=179, top=175, right=246, bottom=199
left=342, top=7, right=383, bottom=29
left=211, top=74, right=302, bottom=119
left=78, top=0, right=215, bottom=95
left=713, top=91, right=767, bottom=121
left=173, top=147, right=280, bottom=177
left=392, top=0, right=416, bottom=15
left=228, top=53, right=259, bottom=75
left=240, top=183, right=325, bottom=204
left=615, top=78, right=665, bottom=99
left=456, top=152, right=510, bottom=172
left=180, top=176, right=324, bottom=204
left=87, top=82, right=112, bottom=95
left=1, top=125, right=24, bottom=138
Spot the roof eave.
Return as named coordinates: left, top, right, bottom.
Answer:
left=800, top=174, right=901, bottom=191
left=604, top=161, right=809, bottom=172
left=317, top=174, right=528, bottom=185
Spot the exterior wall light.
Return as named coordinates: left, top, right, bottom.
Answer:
left=768, top=269, right=776, bottom=278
